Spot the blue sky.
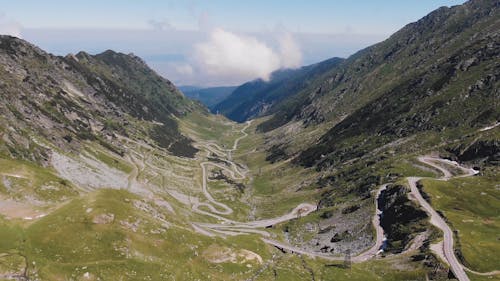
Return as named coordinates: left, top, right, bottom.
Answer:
left=0, top=0, right=466, bottom=86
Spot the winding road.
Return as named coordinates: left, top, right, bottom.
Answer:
left=190, top=121, right=319, bottom=236
left=184, top=119, right=495, bottom=280
left=191, top=121, right=251, bottom=217
left=407, top=156, right=479, bottom=281
left=188, top=120, right=391, bottom=263
left=254, top=183, right=389, bottom=263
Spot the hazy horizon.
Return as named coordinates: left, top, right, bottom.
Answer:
left=0, top=0, right=466, bottom=87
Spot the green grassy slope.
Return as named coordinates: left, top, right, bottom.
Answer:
left=420, top=170, right=500, bottom=273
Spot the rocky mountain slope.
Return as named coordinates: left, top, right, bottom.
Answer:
left=0, top=36, right=199, bottom=160
left=292, top=0, right=499, bottom=169
left=246, top=0, right=499, bottom=167
left=237, top=0, right=499, bottom=275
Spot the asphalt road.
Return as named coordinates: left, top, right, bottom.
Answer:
left=407, top=156, right=478, bottom=281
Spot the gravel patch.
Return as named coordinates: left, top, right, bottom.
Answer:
left=51, top=151, right=128, bottom=190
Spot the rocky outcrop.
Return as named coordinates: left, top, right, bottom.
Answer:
left=447, top=139, right=500, bottom=165
left=378, top=185, right=428, bottom=253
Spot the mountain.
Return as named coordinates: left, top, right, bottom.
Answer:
left=0, top=1, right=498, bottom=280
left=180, top=85, right=237, bottom=108
left=0, top=36, right=199, bottom=160
left=294, top=0, right=499, bottom=168
left=257, top=0, right=499, bottom=166
left=246, top=0, right=499, bottom=269
left=212, top=57, right=344, bottom=122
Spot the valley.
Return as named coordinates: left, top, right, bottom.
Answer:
left=0, top=0, right=499, bottom=280
left=0, top=98, right=498, bottom=280
left=1, top=110, right=494, bottom=280
left=0, top=112, right=444, bottom=281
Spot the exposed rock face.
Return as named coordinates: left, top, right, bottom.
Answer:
left=263, top=0, right=499, bottom=136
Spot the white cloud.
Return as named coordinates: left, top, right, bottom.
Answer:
left=0, top=13, right=22, bottom=38
left=21, top=27, right=384, bottom=86
left=194, top=28, right=280, bottom=81
left=279, top=33, right=302, bottom=68
left=193, top=28, right=302, bottom=83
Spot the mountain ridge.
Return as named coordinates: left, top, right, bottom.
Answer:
left=243, top=0, right=499, bottom=167
left=257, top=0, right=498, bottom=135
left=212, top=57, right=344, bottom=122
left=0, top=36, right=199, bottom=159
